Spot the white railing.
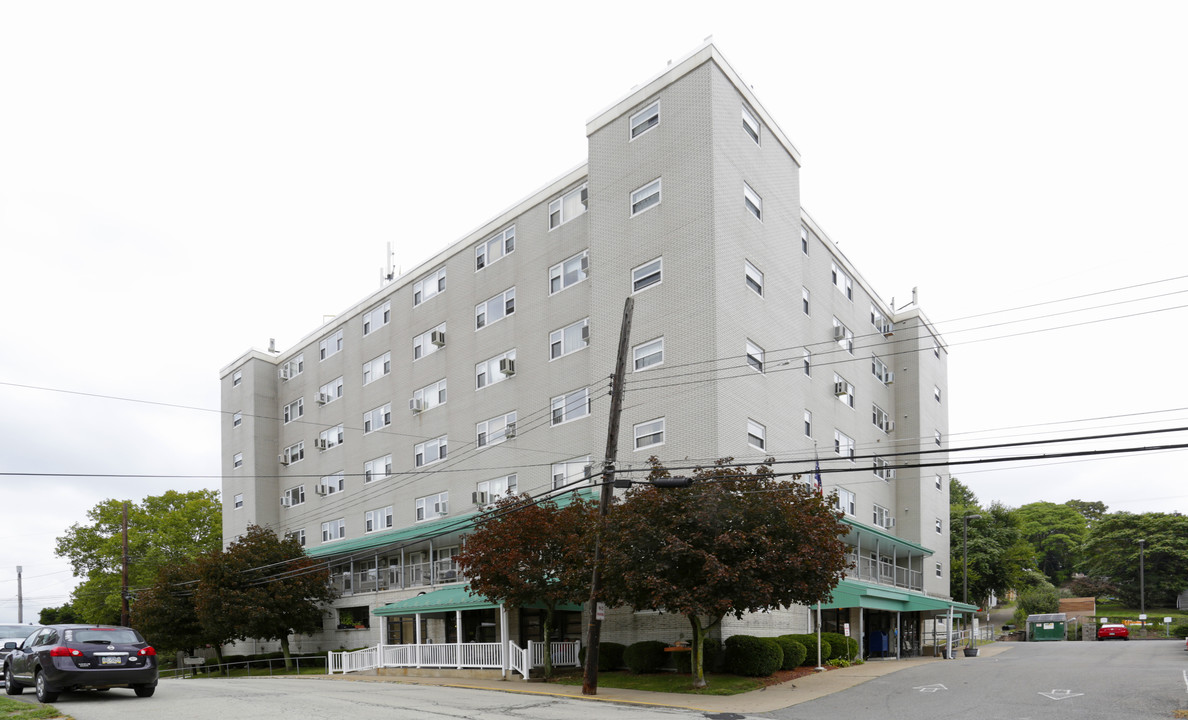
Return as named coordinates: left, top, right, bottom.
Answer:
left=846, top=553, right=923, bottom=591
left=330, top=640, right=580, bottom=678
left=530, top=640, right=581, bottom=668
left=509, top=642, right=528, bottom=680
left=327, top=646, right=379, bottom=674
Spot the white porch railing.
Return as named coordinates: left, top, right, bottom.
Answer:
left=329, top=640, right=580, bottom=678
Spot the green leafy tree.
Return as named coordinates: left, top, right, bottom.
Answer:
left=132, top=557, right=238, bottom=661
left=1014, top=501, right=1088, bottom=584
left=38, top=603, right=82, bottom=625
left=54, top=490, right=222, bottom=623
left=948, top=479, right=1032, bottom=606
left=455, top=494, right=596, bottom=678
left=1065, top=499, right=1108, bottom=529
left=1081, top=512, right=1188, bottom=607
left=195, top=525, right=336, bottom=668
left=599, top=459, right=849, bottom=689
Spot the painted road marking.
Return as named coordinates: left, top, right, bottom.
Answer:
left=912, top=684, right=947, bottom=693
left=1038, top=689, right=1084, bottom=701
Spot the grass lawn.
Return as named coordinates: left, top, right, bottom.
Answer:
left=546, top=667, right=817, bottom=695
left=0, top=696, right=68, bottom=719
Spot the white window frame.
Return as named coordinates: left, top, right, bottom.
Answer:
left=413, top=266, right=446, bottom=306
left=801, top=226, right=809, bottom=255
left=365, top=506, right=394, bottom=533
left=549, top=250, right=589, bottom=294
left=633, top=417, right=665, bottom=451
left=833, top=373, right=854, bottom=408
left=412, top=378, right=447, bottom=412
left=802, top=287, right=810, bottom=315
left=632, top=337, right=664, bottom=371
left=630, top=178, right=661, bottom=216
left=552, top=456, right=591, bottom=490
left=549, top=186, right=587, bottom=229
left=415, top=491, right=449, bottom=522
left=629, top=100, right=659, bottom=139
left=870, top=305, right=892, bottom=335
left=232, top=411, right=242, bottom=428
left=319, top=424, right=344, bottom=450
left=364, top=455, right=392, bottom=483
left=289, top=529, right=306, bottom=547
left=742, top=103, right=761, bottom=144
left=935, top=430, right=943, bottom=446
left=803, top=410, right=812, bottom=438
left=233, top=493, right=243, bottom=509
left=319, top=329, right=344, bottom=360
left=476, top=474, right=517, bottom=503
left=831, top=262, right=853, bottom=301
left=746, top=340, right=765, bottom=373
left=936, top=474, right=944, bottom=491
left=873, top=504, right=892, bottom=529
left=320, top=472, right=345, bottom=495
left=283, top=397, right=303, bottom=424
left=363, top=403, right=391, bottom=434
left=363, top=352, right=391, bottom=385
left=475, top=287, right=515, bottom=330
left=631, top=257, right=662, bottom=293
left=477, top=410, right=516, bottom=447
left=936, top=562, right=943, bottom=578
left=872, top=404, right=892, bottom=433
left=743, top=182, right=762, bottom=221
left=872, top=355, right=892, bottom=384
left=415, top=435, right=448, bottom=468
left=283, top=485, right=305, bottom=507
left=476, top=348, right=516, bottom=390
left=803, top=348, right=811, bottom=376
left=835, top=488, right=856, bottom=516
left=833, top=317, right=854, bottom=354
left=936, top=518, right=944, bottom=534
left=413, top=322, right=446, bottom=360
left=551, top=387, right=590, bottom=426
left=549, top=318, right=589, bottom=360
left=935, top=385, right=942, bottom=403
left=834, top=430, right=855, bottom=461
left=318, top=377, right=344, bottom=405
left=874, top=456, right=894, bottom=481
left=475, top=225, right=515, bottom=270
left=279, top=354, right=304, bottom=381
left=321, top=519, right=346, bottom=543
left=232, top=370, right=242, bottom=386
left=233, top=452, right=243, bottom=468
left=362, top=300, right=390, bottom=336
left=747, top=419, right=766, bottom=451
left=745, top=260, right=763, bottom=296
left=283, top=441, right=304, bottom=465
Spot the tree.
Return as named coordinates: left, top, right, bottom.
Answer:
left=1014, top=501, right=1088, bottom=584
left=599, top=459, right=849, bottom=689
left=39, top=603, right=82, bottom=625
left=1065, top=499, right=1108, bottom=529
left=195, top=525, right=336, bottom=668
left=132, top=557, right=237, bottom=660
left=54, top=489, right=222, bottom=623
left=948, top=479, right=1032, bottom=607
left=1081, top=512, right=1188, bottom=607
left=455, top=494, right=597, bottom=678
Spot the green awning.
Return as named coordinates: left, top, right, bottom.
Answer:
left=372, top=585, right=583, bottom=617
left=817, top=579, right=979, bottom=614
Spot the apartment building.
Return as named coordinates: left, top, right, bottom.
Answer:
left=220, top=43, right=966, bottom=659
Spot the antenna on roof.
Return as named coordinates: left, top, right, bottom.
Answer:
left=268, top=338, right=278, bottom=354
left=380, top=241, right=396, bottom=286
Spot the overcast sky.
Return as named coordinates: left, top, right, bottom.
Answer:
left=2, top=1, right=1186, bottom=622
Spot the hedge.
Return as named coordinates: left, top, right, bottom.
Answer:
left=782, top=634, right=830, bottom=666
left=773, top=637, right=807, bottom=670
left=723, top=635, right=782, bottom=677
left=623, top=640, right=669, bottom=674
left=820, top=632, right=858, bottom=660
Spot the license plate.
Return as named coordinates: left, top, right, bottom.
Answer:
left=101, top=657, right=122, bottom=665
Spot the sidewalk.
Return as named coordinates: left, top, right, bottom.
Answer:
left=309, top=643, right=1012, bottom=714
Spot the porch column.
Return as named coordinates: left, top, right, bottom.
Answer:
left=415, top=612, right=423, bottom=668
left=500, top=604, right=509, bottom=680
left=946, top=604, right=954, bottom=659
left=456, top=609, right=463, bottom=669
left=895, top=611, right=901, bottom=660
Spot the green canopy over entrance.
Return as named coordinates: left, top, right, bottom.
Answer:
left=373, top=585, right=583, bottom=617
left=818, top=579, right=979, bottom=614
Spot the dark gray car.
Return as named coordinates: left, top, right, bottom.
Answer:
left=3, top=624, right=158, bottom=702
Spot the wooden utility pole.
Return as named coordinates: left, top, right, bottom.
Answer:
left=121, top=502, right=130, bottom=626
left=582, top=297, right=633, bottom=696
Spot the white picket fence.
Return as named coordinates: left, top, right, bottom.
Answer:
left=328, top=640, right=580, bottom=680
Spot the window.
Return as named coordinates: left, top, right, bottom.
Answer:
left=834, top=430, right=854, bottom=460
left=475, top=225, right=515, bottom=270
left=870, top=305, right=892, bottom=335
left=803, top=348, right=811, bottom=376
left=550, top=250, right=588, bottom=294
left=282, top=442, right=304, bottom=465
left=283, top=398, right=303, bottom=424
left=833, top=373, right=854, bottom=407
left=873, top=504, right=892, bottom=529
left=631, top=257, right=662, bottom=293
left=872, top=405, right=892, bottom=433
left=835, top=488, right=855, bottom=516
left=745, top=260, right=763, bottom=296
left=412, top=379, right=447, bottom=412
left=475, top=287, right=515, bottom=329
left=321, top=519, right=346, bottom=543
left=288, top=529, right=306, bottom=547
left=803, top=410, right=812, bottom=437
left=232, top=370, right=242, bottom=386
left=364, top=455, right=392, bottom=483
left=362, top=301, right=390, bottom=335
left=283, top=485, right=305, bottom=507
left=413, top=322, right=447, bottom=360
left=630, top=178, right=661, bottom=216
left=476, top=474, right=517, bottom=503
left=742, top=104, right=760, bottom=144
left=936, top=474, right=943, bottom=491
left=633, top=417, right=665, bottom=450
left=550, top=318, right=589, bottom=359
left=874, top=456, right=894, bottom=481
left=801, top=226, right=809, bottom=255
left=831, top=262, right=853, bottom=301
left=318, top=424, right=344, bottom=450
left=747, top=419, right=766, bottom=451
left=363, top=352, right=391, bottom=385
left=551, top=387, right=590, bottom=425
left=549, top=186, right=587, bottom=229
left=415, top=492, right=449, bottom=521
left=318, top=376, right=344, bottom=404
left=232, top=411, right=242, bottom=428
left=633, top=337, right=664, bottom=371
left=363, top=403, right=391, bottom=434
left=872, top=355, right=892, bottom=384
left=320, top=472, right=345, bottom=495
left=278, top=354, right=304, bottom=381
left=936, top=562, right=943, bottom=578
left=552, top=456, right=591, bottom=490
left=233, top=493, right=243, bottom=509
left=233, top=452, right=243, bottom=468
left=802, top=287, right=810, bottom=315
left=935, top=430, right=943, bottom=446
left=743, top=182, right=762, bottom=221
left=365, top=506, right=393, bottom=533
left=415, top=436, right=447, bottom=467
left=936, top=518, right=944, bottom=534
left=476, top=349, right=516, bottom=389
left=413, top=266, right=446, bottom=306
left=629, top=101, right=659, bottom=139
left=477, top=411, right=516, bottom=447
left=934, top=385, right=942, bottom=403
left=833, top=317, right=854, bottom=353
left=746, top=340, right=764, bottom=373
left=319, top=329, right=344, bottom=360
left=934, top=340, right=941, bottom=358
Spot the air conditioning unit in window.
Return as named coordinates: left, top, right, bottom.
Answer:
left=581, top=324, right=590, bottom=343
left=314, top=485, right=328, bottom=496
left=431, top=329, right=446, bottom=347
left=499, top=358, right=515, bottom=376
left=314, top=438, right=328, bottom=451
left=833, top=326, right=847, bottom=341
left=278, top=454, right=290, bottom=466
left=885, top=517, right=896, bottom=529
left=409, top=398, right=424, bottom=413
left=504, top=421, right=516, bottom=439
left=581, top=255, right=590, bottom=273
left=278, top=367, right=291, bottom=381
left=883, top=323, right=894, bottom=338
left=884, top=371, right=894, bottom=385
left=833, top=382, right=848, bottom=396
left=281, top=496, right=292, bottom=508
left=885, top=420, right=895, bottom=433
left=472, top=491, right=489, bottom=506
left=316, top=392, right=331, bottom=405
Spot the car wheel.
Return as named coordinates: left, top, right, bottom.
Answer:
left=4, top=666, right=22, bottom=695
left=133, top=684, right=155, bottom=698
left=34, top=671, right=58, bottom=704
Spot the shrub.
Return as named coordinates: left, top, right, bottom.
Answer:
left=820, top=632, right=858, bottom=660
left=1169, top=623, right=1188, bottom=639
left=623, top=640, right=668, bottom=674
left=673, top=637, right=722, bottom=674
left=783, top=634, right=830, bottom=666
left=723, top=635, right=782, bottom=677
left=773, top=637, right=807, bottom=670
left=578, top=641, right=626, bottom=671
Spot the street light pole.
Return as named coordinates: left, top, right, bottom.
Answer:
left=963, top=514, right=981, bottom=651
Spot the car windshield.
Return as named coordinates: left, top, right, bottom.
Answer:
left=72, top=629, right=142, bottom=644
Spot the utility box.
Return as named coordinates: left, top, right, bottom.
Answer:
left=1026, top=613, right=1067, bottom=642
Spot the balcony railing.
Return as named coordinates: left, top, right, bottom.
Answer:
left=845, top=552, right=923, bottom=591
left=331, top=560, right=464, bottom=596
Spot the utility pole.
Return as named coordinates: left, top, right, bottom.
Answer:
left=582, top=297, right=633, bottom=696
left=16, top=566, right=22, bottom=623
left=121, top=502, right=130, bottom=626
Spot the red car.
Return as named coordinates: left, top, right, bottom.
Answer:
left=1097, top=623, right=1129, bottom=640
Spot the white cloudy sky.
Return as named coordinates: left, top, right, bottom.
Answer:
left=2, top=1, right=1186, bottom=621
